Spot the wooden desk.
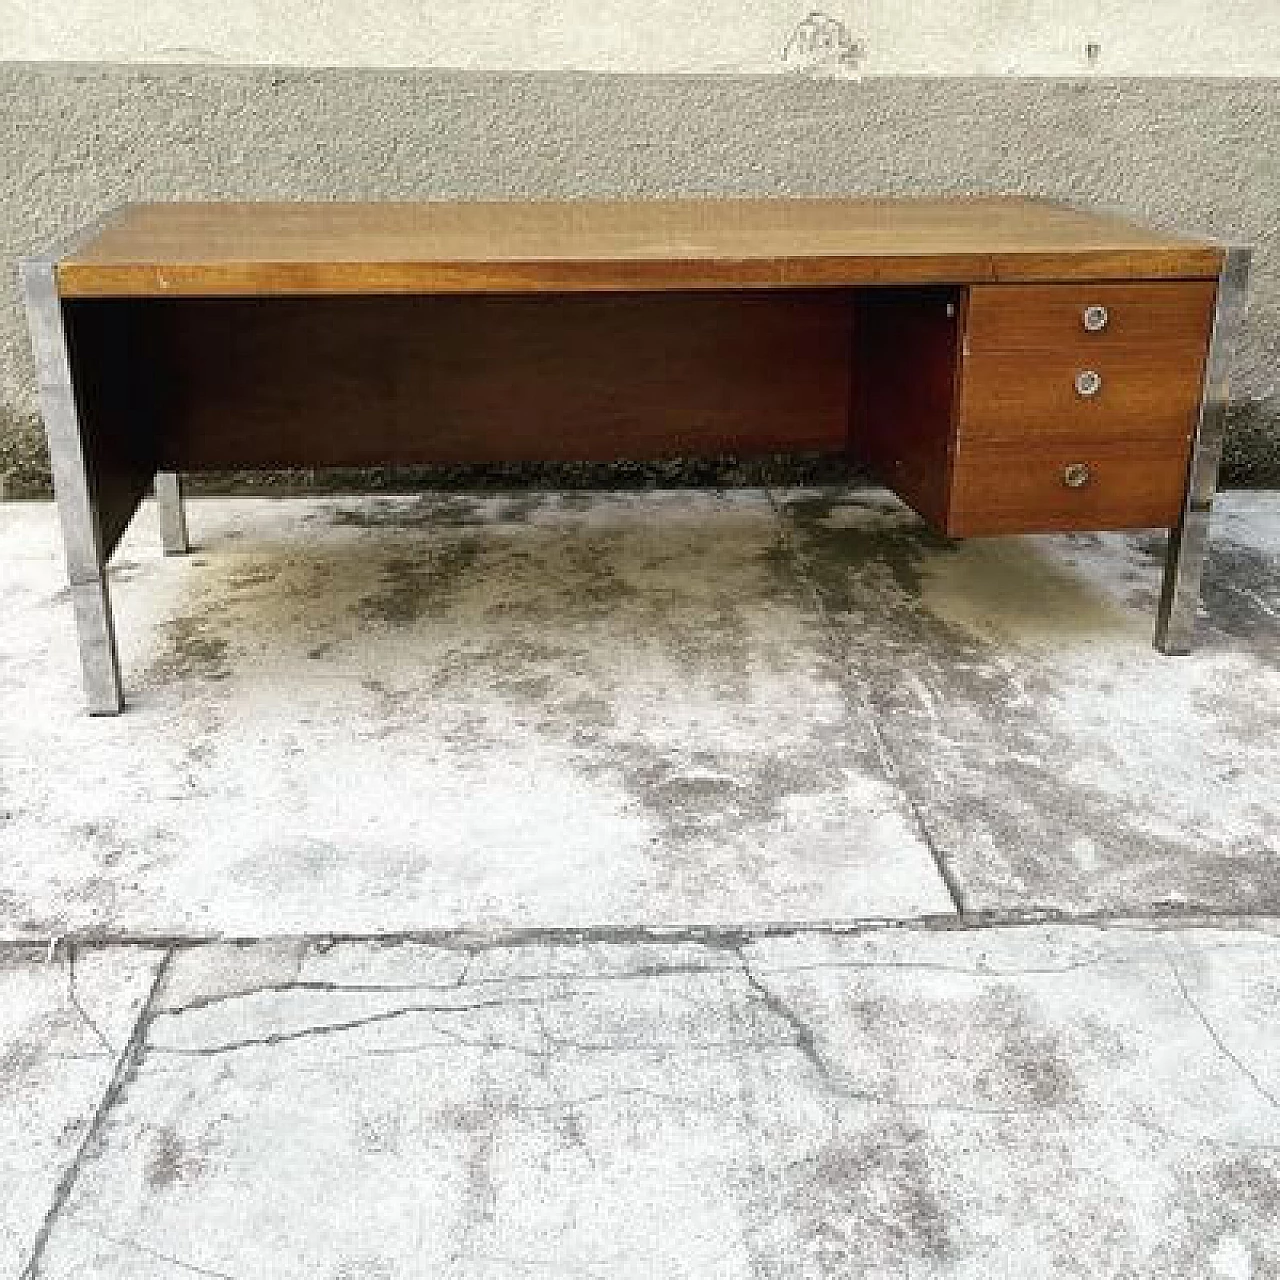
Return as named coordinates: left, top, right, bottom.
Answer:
left=22, top=198, right=1249, bottom=714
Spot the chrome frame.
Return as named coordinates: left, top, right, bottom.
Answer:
left=1154, top=247, right=1252, bottom=654
left=20, top=210, right=133, bottom=715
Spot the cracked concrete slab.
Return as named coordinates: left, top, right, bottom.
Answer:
left=0, top=492, right=953, bottom=937
left=0, top=945, right=163, bottom=1277
left=777, top=490, right=1280, bottom=915
left=29, top=926, right=1280, bottom=1278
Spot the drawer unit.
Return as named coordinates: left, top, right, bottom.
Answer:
left=942, top=279, right=1217, bottom=534
left=958, top=342, right=1207, bottom=443
left=965, top=281, right=1217, bottom=352
left=947, top=436, right=1192, bottom=537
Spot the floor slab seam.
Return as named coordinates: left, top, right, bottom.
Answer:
left=17, top=948, right=176, bottom=1280
left=5, top=905, right=1280, bottom=957
left=764, top=486, right=965, bottom=915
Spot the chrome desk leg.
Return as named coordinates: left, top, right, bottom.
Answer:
left=1155, top=247, right=1252, bottom=655
left=156, top=471, right=190, bottom=555
left=20, top=258, right=124, bottom=714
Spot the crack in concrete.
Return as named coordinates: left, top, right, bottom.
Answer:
left=1169, top=957, right=1280, bottom=1112
left=1127, top=1109, right=1280, bottom=1153
left=158, top=958, right=742, bottom=1017
left=163, top=974, right=474, bottom=1017
left=18, top=948, right=176, bottom=1280
left=467, top=1252, right=622, bottom=1280
left=87, top=1227, right=240, bottom=1279
left=740, top=954, right=1120, bottom=980
left=500, top=1086, right=712, bottom=1115
left=367, top=1027, right=798, bottom=1059
left=149, top=991, right=570, bottom=1057
left=65, top=943, right=115, bottom=1057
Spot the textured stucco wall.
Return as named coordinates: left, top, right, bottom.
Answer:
left=1, top=66, right=1278, bottom=494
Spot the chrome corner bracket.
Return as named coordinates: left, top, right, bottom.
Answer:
left=1154, top=246, right=1252, bottom=655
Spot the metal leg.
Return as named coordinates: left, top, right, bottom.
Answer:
left=156, top=470, right=190, bottom=555
left=1154, top=247, right=1252, bottom=654
left=20, top=257, right=125, bottom=714
left=69, top=578, right=125, bottom=715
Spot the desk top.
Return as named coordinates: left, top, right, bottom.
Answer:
left=50, top=197, right=1223, bottom=298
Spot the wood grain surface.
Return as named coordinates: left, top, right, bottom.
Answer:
left=54, top=198, right=1224, bottom=298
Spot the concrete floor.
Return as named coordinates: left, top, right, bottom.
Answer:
left=2, top=488, right=1279, bottom=1277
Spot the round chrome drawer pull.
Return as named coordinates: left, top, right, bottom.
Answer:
left=1074, top=368, right=1103, bottom=398
left=1062, top=463, right=1091, bottom=489
left=1082, top=304, right=1109, bottom=332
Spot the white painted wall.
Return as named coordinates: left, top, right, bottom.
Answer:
left=1, top=0, right=1278, bottom=74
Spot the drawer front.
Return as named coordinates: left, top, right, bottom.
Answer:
left=959, top=342, right=1207, bottom=442
left=966, top=280, right=1217, bottom=352
left=947, top=436, right=1190, bottom=536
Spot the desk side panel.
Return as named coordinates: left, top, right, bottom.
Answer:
left=61, top=300, right=163, bottom=561
left=850, top=288, right=964, bottom=531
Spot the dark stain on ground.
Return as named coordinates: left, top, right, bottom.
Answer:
left=0, top=1036, right=45, bottom=1088
left=495, top=493, right=548, bottom=523
left=1215, top=1154, right=1280, bottom=1218
left=357, top=538, right=483, bottom=625
left=328, top=494, right=489, bottom=529
left=68, top=820, right=127, bottom=869
left=223, top=563, right=279, bottom=592
left=973, top=985, right=1075, bottom=1108
left=478, top=534, right=642, bottom=627
left=840, top=978, right=1075, bottom=1111
left=331, top=1260, right=394, bottom=1280
left=781, top=495, right=1280, bottom=912
left=601, top=731, right=880, bottom=879
left=782, top=1123, right=954, bottom=1271
left=779, top=492, right=960, bottom=600
left=144, top=1126, right=207, bottom=1191
left=143, top=608, right=232, bottom=683
left=1154, top=1150, right=1280, bottom=1275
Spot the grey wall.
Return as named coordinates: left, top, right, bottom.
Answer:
left=2, top=66, right=1278, bottom=494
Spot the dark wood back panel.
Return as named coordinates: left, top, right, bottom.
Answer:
left=151, top=291, right=856, bottom=469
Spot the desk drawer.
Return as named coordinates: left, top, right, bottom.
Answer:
left=966, top=280, right=1217, bottom=352
left=947, top=436, right=1190, bottom=535
left=959, top=342, right=1207, bottom=443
